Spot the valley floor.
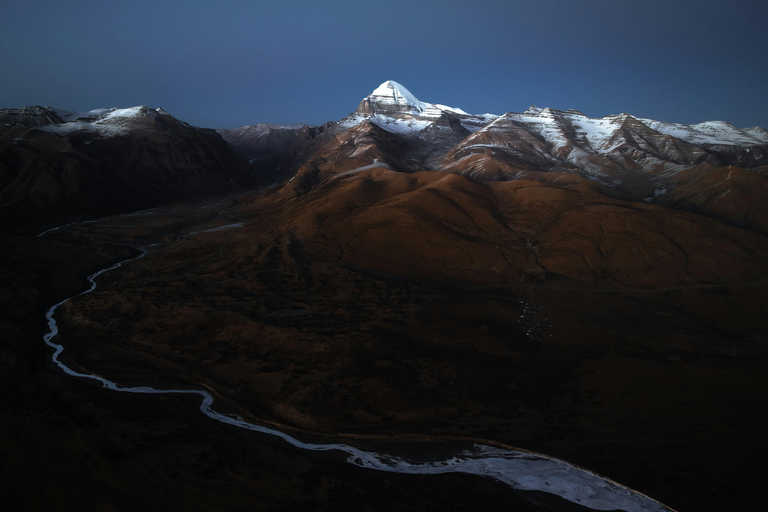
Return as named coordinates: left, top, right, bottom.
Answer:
left=2, top=189, right=767, bottom=511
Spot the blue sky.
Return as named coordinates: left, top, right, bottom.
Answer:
left=2, top=0, right=767, bottom=129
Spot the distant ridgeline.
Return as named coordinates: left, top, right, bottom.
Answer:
left=3, top=81, right=768, bottom=233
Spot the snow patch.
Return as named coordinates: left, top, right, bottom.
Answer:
left=102, top=106, right=145, bottom=120
left=370, top=114, right=432, bottom=134
left=569, top=115, right=624, bottom=152
left=433, top=103, right=469, bottom=116
left=336, top=115, right=367, bottom=130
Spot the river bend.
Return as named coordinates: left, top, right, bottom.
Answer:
left=42, top=246, right=674, bottom=512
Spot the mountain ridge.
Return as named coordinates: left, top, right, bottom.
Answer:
left=3, top=81, right=768, bottom=233
left=223, top=80, right=766, bottom=235
left=0, top=105, right=260, bottom=232
left=220, top=80, right=768, bottom=185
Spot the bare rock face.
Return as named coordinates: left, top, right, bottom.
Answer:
left=0, top=106, right=261, bottom=232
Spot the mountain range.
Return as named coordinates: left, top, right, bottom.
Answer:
left=212, top=81, right=768, bottom=291
left=2, top=81, right=768, bottom=512
left=221, top=80, right=768, bottom=233
left=4, top=80, right=766, bottom=235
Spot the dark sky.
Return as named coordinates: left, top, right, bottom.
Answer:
left=2, top=0, right=767, bottom=129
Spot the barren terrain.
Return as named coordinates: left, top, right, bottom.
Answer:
left=5, top=172, right=763, bottom=511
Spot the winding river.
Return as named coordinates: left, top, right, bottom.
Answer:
left=43, top=245, right=675, bottom=512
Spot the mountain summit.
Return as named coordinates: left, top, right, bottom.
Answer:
left=355, top=80, right=468, bottom=117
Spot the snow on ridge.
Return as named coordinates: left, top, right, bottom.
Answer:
left=38, top=120, right=128, bottom=137
left=369, top=114, right=432, bottom=134
left=568, top=115, right=625, bottom=152
left=102, top=106, right=146, bottom=120
left=688, top=120, right=764, bottom=146
left=434, top=103, right=470, bottom=116
left=637, top=118, right=752, bottom=146
left=744, top=126, right=768, bottom=143
left=505, top=110, right=570, bottom=149
left=497, top=108, right=627, bottom=153
left=506, top=106, right=768, bottom=150
left=36, top=105, right=163, bottom=137
left=336, top=114, right=367, bottom=130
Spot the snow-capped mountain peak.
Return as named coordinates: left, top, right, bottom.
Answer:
left=368, top=80, right=428, bottom=112
left=356, top=80, right=470, bottom=118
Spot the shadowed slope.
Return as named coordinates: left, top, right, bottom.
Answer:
left=0, top=106, right=260, bottom=232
